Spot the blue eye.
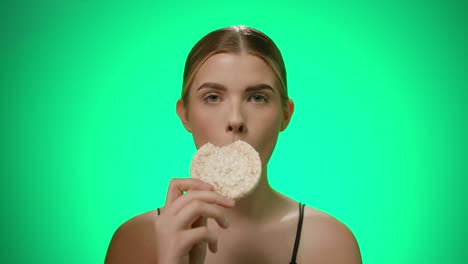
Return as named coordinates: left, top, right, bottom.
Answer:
left=204, top=94, right=221, bottom=103
left=250, top=94, right=268, bottom=103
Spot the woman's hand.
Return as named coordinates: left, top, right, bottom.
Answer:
left=155, top=178, right=235, bottom=264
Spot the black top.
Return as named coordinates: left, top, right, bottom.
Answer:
left=290, top=202, right=305, bottom=264
left=156, top=202, right=306, bottom=264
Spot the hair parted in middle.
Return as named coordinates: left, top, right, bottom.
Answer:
left=181, top=25, right=288, bottom=108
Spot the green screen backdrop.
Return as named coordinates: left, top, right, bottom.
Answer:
left=2, top=0, right=466, bottom=263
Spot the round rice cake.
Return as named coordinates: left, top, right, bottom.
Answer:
left=190, top=140, right=262, bottom=200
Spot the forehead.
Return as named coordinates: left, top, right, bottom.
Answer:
left=191, top=53, right=278, bottom=90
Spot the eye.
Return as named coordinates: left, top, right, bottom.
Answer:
left=249, top=94, right=268, bottom=103
left=204, top=94, right=221, bottom=103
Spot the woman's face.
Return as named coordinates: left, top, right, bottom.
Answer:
left=177, top=53, right=293, bottom=167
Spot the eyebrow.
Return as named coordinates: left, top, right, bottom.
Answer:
left=245, top=83, right=275, bottom=93
left=197, top=82, right=276, bottom=93
left=197, top=82, right=227, bottom=91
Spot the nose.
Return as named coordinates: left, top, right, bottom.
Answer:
left=225, top=104, right=246, bottom=135
left=227, top=121, right=245, bottom=133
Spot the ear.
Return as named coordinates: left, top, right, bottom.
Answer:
left=280, top=99, right=294, bottom=131
left=176, top=99, right=192, bottom=133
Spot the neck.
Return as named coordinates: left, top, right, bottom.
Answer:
left=226, top=167, right=280, bottom=223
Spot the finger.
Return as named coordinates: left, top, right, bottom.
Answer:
left=208, top=239, right=218, bottom=253
left=179, top=226, right=218, bottom=256
left=177, top=201, right=230, bottom=229
left=165, top=178, right=214, bottom=206
left=169, top=190, right=235, bottom=215
left=191, top=215, right=207, bottom=229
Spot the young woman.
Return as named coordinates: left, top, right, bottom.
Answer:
left=105, top=25, right=362, bottom=264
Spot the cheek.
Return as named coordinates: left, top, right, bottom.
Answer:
left=188, top=106, right=225, bottom=147
left=252, top=109, right=283, bottom=166
left=255, top=107, right=283, bottom=135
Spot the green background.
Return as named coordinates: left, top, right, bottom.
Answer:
left=2, top=0, right=466, bottom=263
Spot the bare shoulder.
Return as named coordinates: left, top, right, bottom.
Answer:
left=104, top=209, right=159, bottom=264
left=299, top=206, right=362, bottom=263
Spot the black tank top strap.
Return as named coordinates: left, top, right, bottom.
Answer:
left=157, top=207, right=160, bottom=216
left=290, top=202, right=305, bottom=264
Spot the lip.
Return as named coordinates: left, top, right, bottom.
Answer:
left=211, top=138, right=249, bottom=147
left=214, top=141, right=242, bottom=147
left=232, top=135, right=242, bottom=142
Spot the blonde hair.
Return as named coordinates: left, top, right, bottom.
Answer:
left=181, top=25, right=288, bottom=107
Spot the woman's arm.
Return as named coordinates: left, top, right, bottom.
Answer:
left=299, top=210, right=362, bottom=264
left=105, top=212, right=158, bottom=264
